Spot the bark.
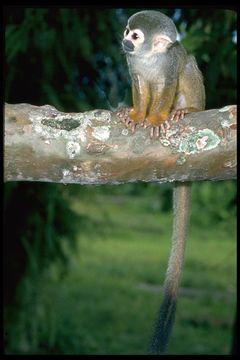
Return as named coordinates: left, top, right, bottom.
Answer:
left=4, top=103, right=236, bottom=184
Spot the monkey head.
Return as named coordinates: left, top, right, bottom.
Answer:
left=122, top=10, right=177, bottom=57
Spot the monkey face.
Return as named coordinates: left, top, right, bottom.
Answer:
left=122, top=27, right=145, bottom=54
left=122, top=11, right=178, bottom=58
left=122, top=26, right=175, bottom=57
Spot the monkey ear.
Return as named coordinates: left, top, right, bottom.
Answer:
left=152, top=34, right=173, bottom=53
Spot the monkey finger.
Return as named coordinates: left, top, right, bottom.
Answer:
left=131, top=122, right=137, bottom=133
left=150, top=127, right=155, bottom=138
left=169, top=111, right=176, bottom=121
left=160, top=123, right=166, bottom=134
left=143, top=119, right=151, bottom=128
left=165, top=120, right=171, bottom=130
left=116, top=110, right=124, bottom=117
left=120, top=117, right=127, bottom=125
left=175, top=110, right=182, bottom=121
left=180, top=110, right=187, bottom=120
left=116, top=108, right=131, bottom=123
left=117, top=112, right=124, bottom=122
left=149, top=126, right=160, bottom=138
left=155, top=126, right=160, bottom=138
left=170, top=110, right=181, bottom=122
left=124, top=119, right=132, bottom=127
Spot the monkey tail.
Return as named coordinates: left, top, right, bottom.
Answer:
left=150, top=182, right=191, bottom=355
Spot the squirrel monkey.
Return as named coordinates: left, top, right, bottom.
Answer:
left=118, top=10, right=205, bottom=354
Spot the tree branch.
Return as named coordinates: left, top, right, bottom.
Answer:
left=4, top=103, right=236, bottom=184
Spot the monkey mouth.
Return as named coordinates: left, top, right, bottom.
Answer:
left=122, top=39, right=134, bottom=52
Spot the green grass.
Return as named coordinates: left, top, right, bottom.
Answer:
left=5, top=192, right=236, bottom=355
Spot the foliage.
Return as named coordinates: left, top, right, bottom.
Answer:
left=3, top=182, right=82, bottom=306
left=5, top=8, right=128, bottom=111
left=191, top=180, right=236, bottom=226
left=177, top=9, right=236, bottom=109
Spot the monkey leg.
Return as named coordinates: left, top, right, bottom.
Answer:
left=146, top=83, right=177, bottom=138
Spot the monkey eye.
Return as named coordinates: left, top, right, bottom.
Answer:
left=129, top=29, right=144, bottom=43
left=132, top=32, right=139, bottom=40
left=124, top=28, right=130, bottom=36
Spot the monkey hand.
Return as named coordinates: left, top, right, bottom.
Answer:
left=116, top=107, right=145, bottom=133
left=116, top=107, right=131, bottom=124
left=128, top=108, right=145, bottom=124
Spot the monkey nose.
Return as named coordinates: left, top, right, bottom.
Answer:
left=122, top=39, right=134, bottom=52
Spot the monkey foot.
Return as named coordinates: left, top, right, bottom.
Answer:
left=116, top=107, right=172, bottom=138
left=142, top=117, right=171, bottom=138
left=169, top=108, right=189, bottom=122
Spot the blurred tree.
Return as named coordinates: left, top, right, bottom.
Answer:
left=4, top=183, right=81, bottom=306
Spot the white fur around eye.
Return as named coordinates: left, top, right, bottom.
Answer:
left=131, top=29, right=144, bottom=44
left=124, top=28, right=145, bottom=45
left=124, top=27, right=130, bottom=37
